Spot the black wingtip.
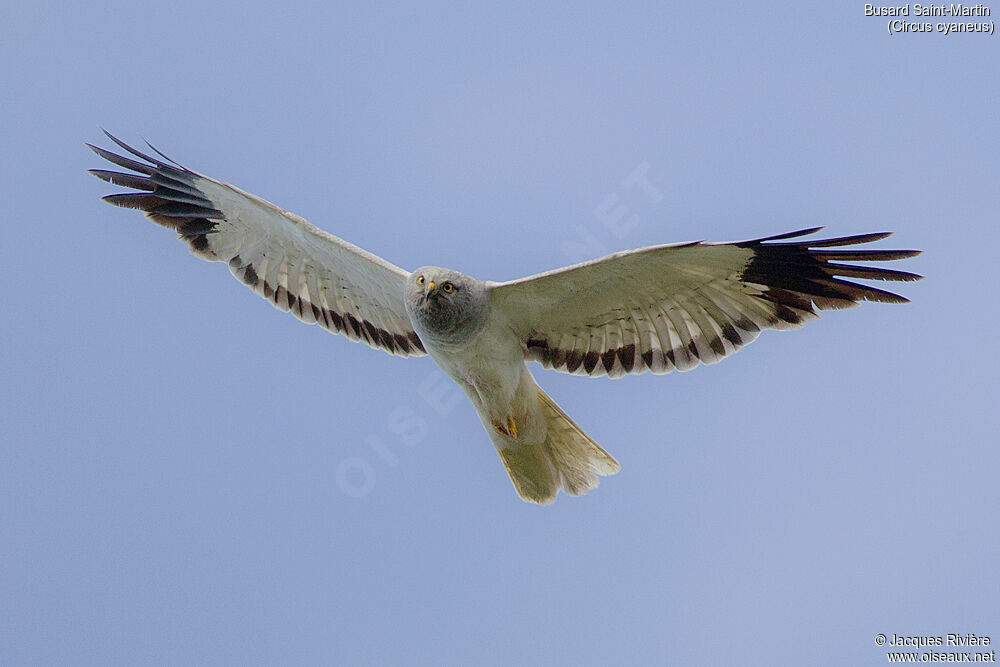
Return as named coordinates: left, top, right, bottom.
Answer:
left=760, top=226, right=825, bottom=242
left=143, top=137, right=183, bottom=168
left=100, top=130, right=169, bottom=168
left=87, top=143, right=156, bottom=175
left=100, top=128, right=122, bottom=148
left=88, top=169, right=155, bottom=191
left=801, top=231, right=894, bottom=247
left=101, top=192, right=163, bottom=210
left=735, top=227, right=825, bottom=246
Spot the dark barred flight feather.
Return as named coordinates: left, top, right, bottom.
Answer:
left=89, top=131, right=426, bottom=358
left=508, top=227, right=921, bottom=379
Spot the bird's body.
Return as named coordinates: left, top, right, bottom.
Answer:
left=404, top=266, right=619, bottom=501
left=416, top=303, right=530, bottom=441
left=89, top=133, right=921, bottom=504
left=406, top=269, right=532, bottom=440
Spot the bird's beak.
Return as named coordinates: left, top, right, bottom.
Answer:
left=423, top=281, right=437, bottom=302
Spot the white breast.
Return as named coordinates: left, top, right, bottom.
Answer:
left=420, top=315, right=525, bottom=418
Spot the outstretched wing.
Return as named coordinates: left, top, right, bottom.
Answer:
left=88, top=132, right=425, bottom=358
left=490, top=228, right=920, bottom=378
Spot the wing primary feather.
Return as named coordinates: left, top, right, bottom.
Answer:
left=735, top=226, right=824, bottom=244
left=143, top=138, right=185, bottom=167
left=822, top=277, right=910, bottom=304
left=152, top=202, right=225, bottom=219
left=88, top=169, right=155, bottom=191
left=771, top=231, right=894, bottom=247
left=810, top=249, right=922, bottom=261
left=86, top=144, right=155, bottom=175
left=102, top=129, right=170, bottom=168
left=152, top=189, right=214, bottom=208
left=822, top=263, right=922, bottom=282
left=150, top=172, right=207, bottom=198
left=102, top=193, right=168, bottom=210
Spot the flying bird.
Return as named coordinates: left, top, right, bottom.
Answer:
left=89, top=132, right=921, bottom=504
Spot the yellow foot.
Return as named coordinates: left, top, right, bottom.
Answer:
left=492, top=416, right=519, bottom=439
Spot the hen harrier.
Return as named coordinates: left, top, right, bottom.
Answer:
left=89, top=132, right=921, bottom=504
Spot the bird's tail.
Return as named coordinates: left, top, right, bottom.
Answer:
left=494, top=387, right=621, bottom=504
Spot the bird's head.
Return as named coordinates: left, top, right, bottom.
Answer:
left=405, top=267, right=488, bottom=342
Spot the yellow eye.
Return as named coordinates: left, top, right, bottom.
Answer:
left=442, top=282, right=454, bottom=294
left=417, top=275, right=424, bottom=285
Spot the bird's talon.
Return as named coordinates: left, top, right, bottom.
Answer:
left=492, top=417, right=518, bottom=438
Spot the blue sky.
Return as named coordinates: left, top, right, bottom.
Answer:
left=2, top=2, right=997, bottom=665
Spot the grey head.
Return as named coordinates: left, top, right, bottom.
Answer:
left=404, top=266, right=490, bottom=344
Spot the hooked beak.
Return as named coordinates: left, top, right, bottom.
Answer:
left=423, top=281, right=437, bottom=302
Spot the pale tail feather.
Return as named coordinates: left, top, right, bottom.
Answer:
left=495, top=387, right=621, bottom=504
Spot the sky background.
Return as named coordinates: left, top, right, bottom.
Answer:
left=2, top=2, right=997, bottom=665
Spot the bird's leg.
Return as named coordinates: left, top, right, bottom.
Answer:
left=491, top=416, right=518, bottom=439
